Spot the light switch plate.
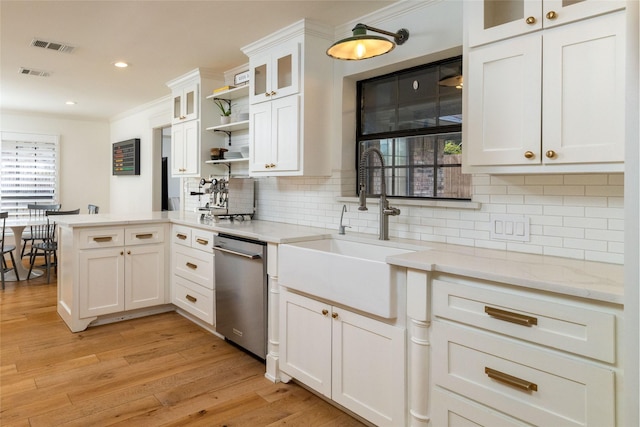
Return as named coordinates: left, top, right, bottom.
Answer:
left=490, top=214, right=530, bottom=242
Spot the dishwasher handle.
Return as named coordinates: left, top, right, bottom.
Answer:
left=213, top=245, right=262, bottom=260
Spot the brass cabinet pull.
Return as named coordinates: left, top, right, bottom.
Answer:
left=485, top=306, right=538, bottom=326
left=120, top=251, right=124, bottom=256
left=186, top=262, right=198, bottom=270
left=485, top=367, right=538, bottom=391
left=135, top=233, right=153, bottom=239
left=93, top=236, right=113, bottom=242
left=525, top=16, right=536, bottom=25
left=270, top=91, right=276, bottom=96
left=264, top=92, right=270, bottom=97
left=545, top=150, right=556, bottom=159
left=186, top=294, right=197, bottom=303
left=322, top=309, right=329, bottom=316
left=524, top=151, right=535, bottom=159
left=176, top=233, right=188, bottom=240
left=331, top=312, right=339, bottom=319
left=195, top=238, right=209, bottom=245
left=546, top=10, right=557, bottom=20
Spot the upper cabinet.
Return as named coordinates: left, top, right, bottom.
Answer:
left=463, top=2, right=626, bottom=174
left=242, top=19, right=333, bottom=177
left=172, top=83, right=198, bottom=124
left=167, top=69, right=223, bottom=178
left=467, top=0, right=625, bottom=47
left=250, top=44, right=300, bottom=105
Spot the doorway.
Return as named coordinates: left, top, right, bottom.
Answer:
left=160, top=126, right=180, bottom=211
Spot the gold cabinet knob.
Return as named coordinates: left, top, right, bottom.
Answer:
left=331, top=312, right=339, bottom=319
left=525, top=16, right=537, bottom=25
left=524, top=151, right=535, bottom=159
left=270, top=91, right=276, bottom=96
left=546, top=10, right=557, bottom=20
left=264, top=92, right=270, bottom=97
left=321, top=309, right=329, bottom=316
left=120, top=251, right=124, bottom=256
left=545, top=150, right=557, bottom=159
left=270, top=163, right=276, bottom=168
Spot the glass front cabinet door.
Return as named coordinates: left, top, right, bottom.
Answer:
left=249, top=43, right=300, bottom=104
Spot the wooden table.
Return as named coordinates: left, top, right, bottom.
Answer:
left=5, top=217, right=47, bottom=281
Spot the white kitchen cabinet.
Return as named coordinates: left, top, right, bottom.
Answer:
left=167, top=68, right=222, bottom=178
left=170, top=224, right=216, bottom=325
left=467, top=0, right=625, bottom=47
left=79, top=226, right=166, bottom=319
left=249, top=95, right=299, bottom=173
left=279, top=288, right=405, bottom=427
left=171, top=120, right=200, bottom=176
left=172, top=82, right=198, bottom=124
left=464, top=9, right=626, bottom=173
left=242, top=19, right=332, bottom=177
left=430, top=275, right=622, bottom=426
left=249, top=43, right=299, bottom=105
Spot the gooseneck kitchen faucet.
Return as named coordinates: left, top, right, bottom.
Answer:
left=358, top=147, right=400, bottom=240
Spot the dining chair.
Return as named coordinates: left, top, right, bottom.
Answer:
left=88, top=204, right=99, bottom=214
left=1, top=211, right=21, bottom=289
left=27, top=209, right=80, bottom=283
left=21, top=203, right=61, bottom=258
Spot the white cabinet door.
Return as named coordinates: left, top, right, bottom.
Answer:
left=171, top=120, right=200, bottom=177
left=331, top=307, right=406, bottom=427
left=249, top=95, right=299, bottom=175
left=279, top=290, right=332, bottom=397
left=249, top=43, right=299, bottom=105
left=465, top=34, right=542, bottom=166
left=79, top=247, right=125, bottom=318
left=468, top=0, right=625, bottom=47
left=172, top=83, right=199, bottom=124
left=542, top=11, right=625, bottom=164
left=125, top=243, right=166, bottom=310
left=467, top=0, right=542, bottom=47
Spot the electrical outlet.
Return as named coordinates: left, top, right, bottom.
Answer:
left=490, top=214, right=530, bottom=242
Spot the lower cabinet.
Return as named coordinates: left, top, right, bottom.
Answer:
left=170, top=224, right=215, bottom=325
left=78, top=226, right=167, bottom=318
left=430, top=275, right=621, bottom=427
left=279, top=288, right=405, bottom=427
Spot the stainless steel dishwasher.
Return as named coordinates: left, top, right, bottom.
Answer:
left=213, top=233, right=267, bottom=359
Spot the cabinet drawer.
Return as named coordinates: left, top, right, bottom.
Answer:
left=125, top=225, right=165, bottom=246
left=432, top=279, right=616, bottom=363
left=432, top=321, right=614, bottom=427
left=191, top=229, right=214, bottom=253
left=172, top=276, right=214, bottom=325
left=171, top=225, right=192, bottom=247
left=432, top=388, right=529, bottom=427
left=77, top=227, right=124, bottom=249
left=172, top=245, right=214, bottom=289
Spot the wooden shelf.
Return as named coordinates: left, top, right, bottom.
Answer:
left=206, top=85, right=249, bottom=101
left=206, top=120, right=249, bottom=133
left=204, top=157, right=249, bottom=165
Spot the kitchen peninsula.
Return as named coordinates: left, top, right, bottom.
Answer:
left=53, top=212, right=624, bottom=427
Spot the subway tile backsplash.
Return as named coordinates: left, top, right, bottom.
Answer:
left=252, top=171, right=624, bottom=265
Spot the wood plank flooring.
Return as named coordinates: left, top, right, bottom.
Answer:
left=0, top=262, right=367, bottom=426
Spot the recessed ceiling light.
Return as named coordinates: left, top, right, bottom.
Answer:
left=65, top=101, right=77, bottom=105
left=113, top=61, right=129, bottom=68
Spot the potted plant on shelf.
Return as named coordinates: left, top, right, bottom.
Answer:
left=215, top=100, right=232, bottom=124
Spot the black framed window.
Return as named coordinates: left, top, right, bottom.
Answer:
left=357, top=56, right=471, bottom=200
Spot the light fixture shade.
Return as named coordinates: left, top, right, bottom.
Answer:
left=327, top=34, right=395, bottom=60
left=326, top=24, right=409, bottom=61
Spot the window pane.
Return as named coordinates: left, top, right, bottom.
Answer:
left=361, top=76, right=397, bottom=135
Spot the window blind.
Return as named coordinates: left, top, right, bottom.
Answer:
left=0, top=132, right=59, bottom=218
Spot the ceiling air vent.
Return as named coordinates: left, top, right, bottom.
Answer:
left=30, top=38, right=75, bottom=53
left=19, top=67, right=51, bottom=77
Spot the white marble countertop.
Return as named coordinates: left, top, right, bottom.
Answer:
left=54, top=211, right=624, bottom=304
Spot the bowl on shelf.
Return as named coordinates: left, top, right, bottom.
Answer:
left=240, top=146, right=250, bottom=158
left=238, top=112, right=249, bottom=121
left=225, top=151, right=242, bottom=159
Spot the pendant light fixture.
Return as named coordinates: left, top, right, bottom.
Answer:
left=326, top=23, right=410, bottom=60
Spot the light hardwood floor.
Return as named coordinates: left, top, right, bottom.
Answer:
left=0, top=261, right=367, bottom=426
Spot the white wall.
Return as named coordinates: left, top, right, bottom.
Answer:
left=109, top=97, right=171, bottom=214
left=0, top=111, right=111, bottom=213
